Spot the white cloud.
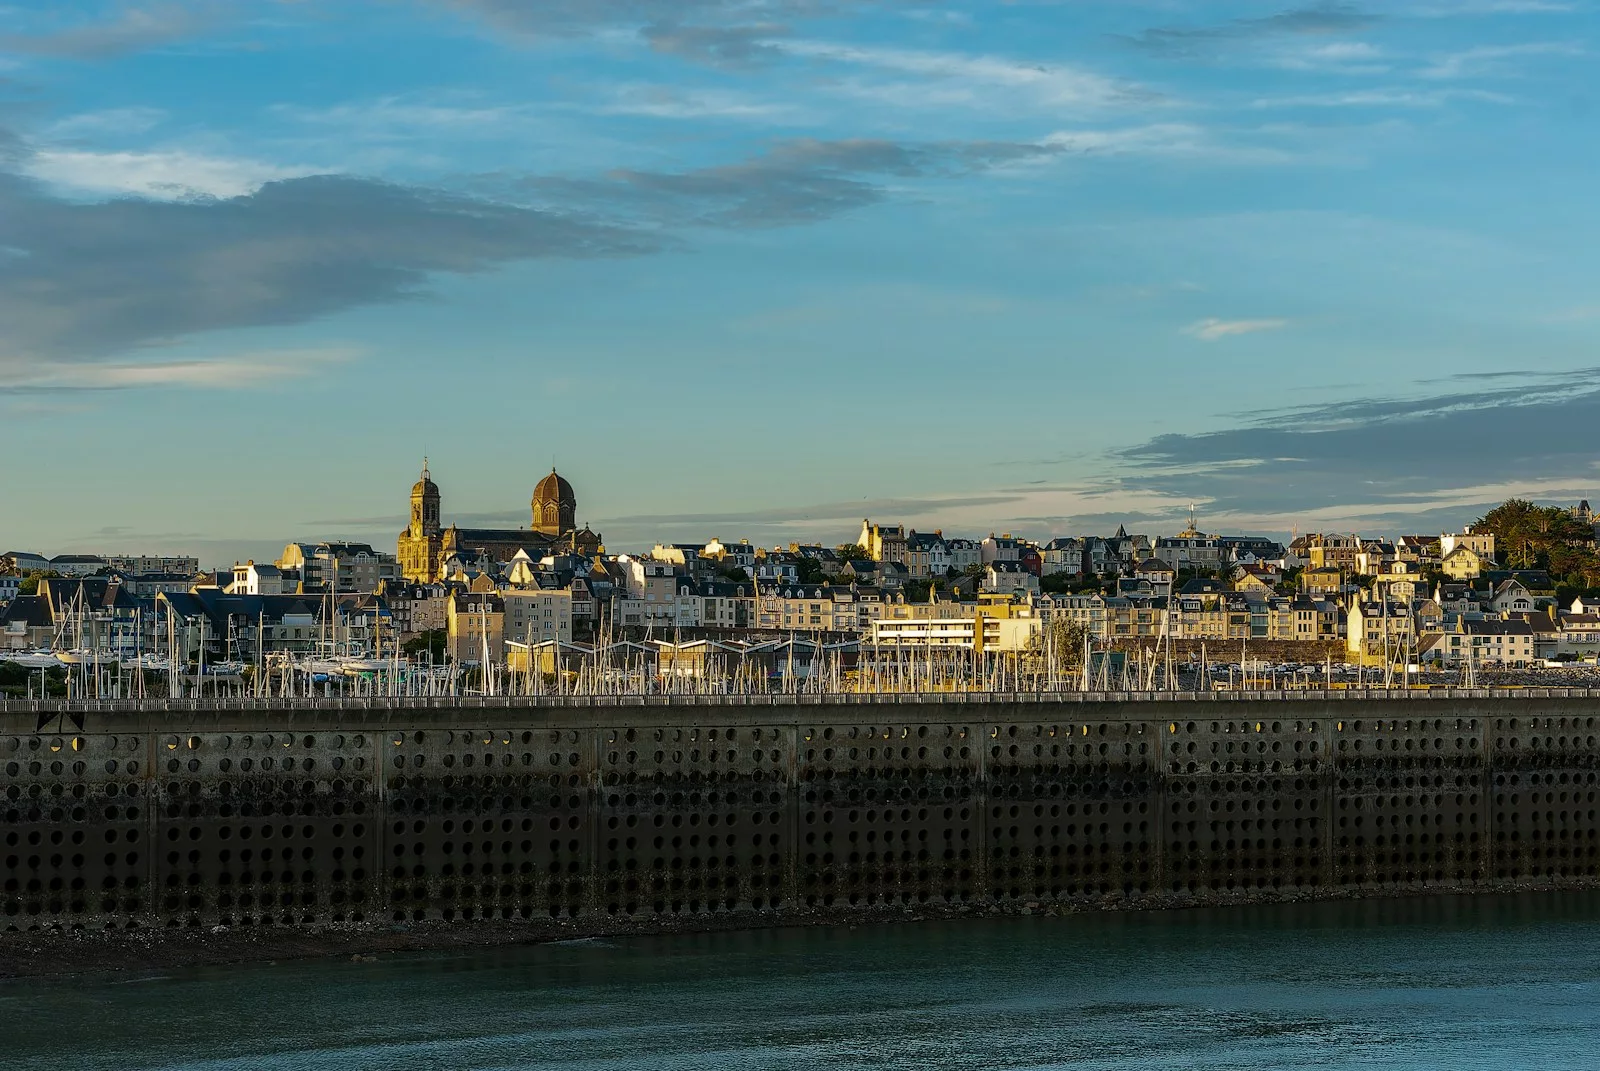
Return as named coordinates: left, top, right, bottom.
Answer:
left=1182, top=317, right=1289, bottom=341
left=48, top=107, right=169, bottom=137
left=0, top=347, right=362, bottom=393
left=1409, top=1, right=1577, bottom=13
left=1420, top=41, right=1584, bottom=79
left=1266, top=41, right=1391, bottom=75
left=597, top=84, right=812, bottom=122
left=271, top=97, right=527, bottom=134
left=1042, top=124, right=1309, bottom=166
left=22, top=147, right=319, bottom=199
left=1252, top=88, right=1515, bottom=108
left=780, top=39, right=1151, bottom=112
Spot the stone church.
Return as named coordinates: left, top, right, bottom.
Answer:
left=398, top=460, right=602, bottom=582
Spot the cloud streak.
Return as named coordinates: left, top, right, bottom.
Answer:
left=642, top=22, right=789, bottom=68
left=1120, top=3, right=1380, bottom=56
left=0, top=3, right=219, bottom=60
left=1419, top=41, right=1584, bottom=79
left=0, top=131, right=1066, bottom=375
left=22, top=147, right=318, bottom=200
left=0, top=169, right=656, bottom=366
left=0, top=347, right=361, bottom=394
left=1114, top=369, right=1600, bottom=521
left=780, top=39, right=1149, bottom=110
left=1182, top=317, right=1290, bottom=340
left=517, top=137, right=1061, bottom=228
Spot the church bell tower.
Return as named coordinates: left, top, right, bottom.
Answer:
left=410, top=458, right=441, bottom=538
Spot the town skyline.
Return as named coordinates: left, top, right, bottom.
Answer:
left=9, top=454, right=1598, bottom=571
left=4, top=3, right=1599, bottom=558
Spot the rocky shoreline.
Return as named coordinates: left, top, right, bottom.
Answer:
left=4, top=880, right=1592, bottom=981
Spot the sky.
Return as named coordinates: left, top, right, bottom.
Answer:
left=1, top=0, right=1598, bottom=566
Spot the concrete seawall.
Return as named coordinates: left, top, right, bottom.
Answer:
left=3, top=691, right=1597, bottom=938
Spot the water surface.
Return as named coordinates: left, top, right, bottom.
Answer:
left=6, top=894, right=1600, bottom=1070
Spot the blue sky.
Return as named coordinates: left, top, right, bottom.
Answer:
left=1, top=0, right=1597, bottom=565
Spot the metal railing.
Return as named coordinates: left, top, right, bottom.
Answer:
left=3, top=687, right=1598, bottom=717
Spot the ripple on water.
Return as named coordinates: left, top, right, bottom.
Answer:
left=4, top=894, right=1600, bottom=1071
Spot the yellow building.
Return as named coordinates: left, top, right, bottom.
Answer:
left=1232, top=572, right=1276, bottom=600
left=1441, top=545, right=1487, bottom=580
left=858, top=519, right=908, bottom=565
left=1346, top=596, right=1417, bottom=664
left=447, top=592, right=505, bottom=663
left=1305, top=534, right=1360, bottom=570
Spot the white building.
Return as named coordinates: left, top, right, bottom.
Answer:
left=503, top=589, right=573, bottom=644
left=49, top=554, right=108, bottom=577
left=982, top=560, right=1039, bottom=596
left=104, top=554, right=200, bottom=575
left=277, top=542, right=400, bottom=593
left=229, top=561, right=289, bottom=596
left=1440, top=527, right=1497, bottom=561
left=868, top=609, right=1041, bottom=653
left=1, top=551, right=50, bottom=576
left=1041, top=538, right=1084, bottom=576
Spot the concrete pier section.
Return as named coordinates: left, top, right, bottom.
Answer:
left=2, top=691, right=1596, bottom=935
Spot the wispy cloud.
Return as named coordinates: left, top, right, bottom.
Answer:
left=432, top=0, right=887, bottom=64
left=1182, top=317, right=1290, bottom=340
left=47, top=106, right=169, bottom=137
left=0, top=3, right=219, bottom=60
left=1408, top=1, right=1576, bottom=14
left=1264, top=40, right=1390, bottom=73
left=1043, top=124, right=1311, bottom=165
left=0, top=346, right=362, bottom=394
left=0, top=129, right=1064, bottom=367
left=22, top=147, right=319, bottom=199
left=1251, top=87, right=1514, bottom=108
left=271, top=97, right=530, bottom=133
left=1420, top=40, right=1584, bottom=79
left=0, top=169, right=655, bottom=363
left=641, top=21, right=788, bottom=68
left=1114, top=368, right=1600, bottom=521
left=516, top=137, right=1062, bottom=229
left=596, top=83, right=811, bottom=122
left=780, top=39, right=1152, bottom=112
left=1121, top=3, right=1380, bottom=56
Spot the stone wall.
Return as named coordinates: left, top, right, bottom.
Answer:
left=2, top=692, right=1595, bottom=934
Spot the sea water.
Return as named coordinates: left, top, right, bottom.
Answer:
left=5, top=893, right=1600, bottom=1070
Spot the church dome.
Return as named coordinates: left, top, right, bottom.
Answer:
left=533, top=468, right=575, bottom=509
left=532, top=467, right=577, bottom=536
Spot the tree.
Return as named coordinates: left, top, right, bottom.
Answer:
left=795, top=558, right=828, bottom=586
left=1476, top=498, right=1600, bottom=579
left=1030, top=618, right=1091, bottom=672
left=835, top=543, right=870, bottom=562
left=403, top=629, right=447, bottom=661
left=0, top=661, right=66, bottom=698
left=18, top=570, right=59, bottom=596
left=1040, top=571, right=1077, bottom=595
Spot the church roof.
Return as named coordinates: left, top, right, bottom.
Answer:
left=451, top=528, right=561, bottom=551
left=534, top=468, right=575, bottom=506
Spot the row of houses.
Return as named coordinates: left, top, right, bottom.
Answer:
left=0, top=577, right=389, bottom=663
